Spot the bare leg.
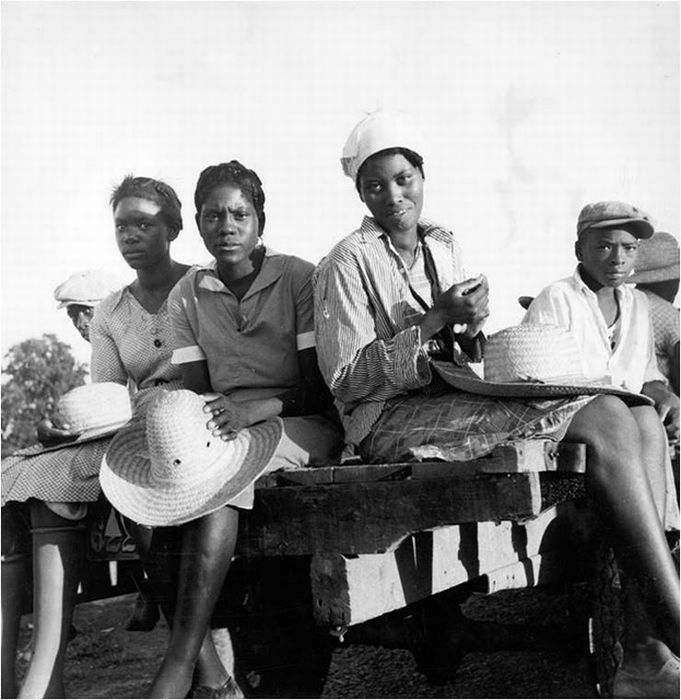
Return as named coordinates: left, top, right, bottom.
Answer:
left=2, top=504, right=32, bottom=698
left=145, top=507, right=239, bottom=699
left=566, top=396, right=679, bottom=696
left=2, top=556, right=29, bottom=699
left=18, top=502, right=85, bottom=699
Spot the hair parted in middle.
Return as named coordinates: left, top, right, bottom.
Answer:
left=110, top=175, right=183, bottom=234
left=194, top=160, right=266, bottom=234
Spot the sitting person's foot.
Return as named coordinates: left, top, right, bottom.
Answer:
left=124, top=592, right=160, bottom=632
left=613, top=654, right=680, bottom=698
left=189, top=676, right=245, bottom=699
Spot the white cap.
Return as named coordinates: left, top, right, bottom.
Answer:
left=53, top=270, right=121, bottom=309
left=340, top=111, right=427, bottom=182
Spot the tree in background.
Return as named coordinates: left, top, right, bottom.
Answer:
left=1, top=334, right=87, bottom=456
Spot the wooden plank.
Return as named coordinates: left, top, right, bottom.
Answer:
left=309, top=501, right=587, bottom=627
left=237, top=472, right=542, bottom=557
left=252, top=441, right=587, bottom=490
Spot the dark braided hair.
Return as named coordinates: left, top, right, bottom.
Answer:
left=110, top=176, right=183, bottom=234
left=356, top=147, right=425, bottom=194
left=194, top=160, right=266, bottom=234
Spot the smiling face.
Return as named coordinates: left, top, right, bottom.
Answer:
left=358, top=151, right=424, bottom=238
left=113, top=197, right=177, bottom=270
left=197, top=184, right=261, bottom=281
left=576, top=227, right=640, bottom=288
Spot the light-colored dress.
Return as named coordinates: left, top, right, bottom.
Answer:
left=1, top=286, right=182, bottom=512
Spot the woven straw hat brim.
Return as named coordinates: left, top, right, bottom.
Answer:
left=100, top=416, right=283, bottom=527
left=432, top=361, right=653, bottom=407
left=25, top=419, right=130, bottom=456
left=629, top=265, right=679, bottom=284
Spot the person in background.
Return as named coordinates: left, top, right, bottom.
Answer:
left=53, top=271, right=162, bottom=632
left=628, top=231, right=680, bottom=396
left=2, top=269, right=120, bottom=696
left=1, top=176, right=190, bottom=698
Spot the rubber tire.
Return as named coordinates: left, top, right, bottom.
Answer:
left=588, top=536, right=624, bottom=699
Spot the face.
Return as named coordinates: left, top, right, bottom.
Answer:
left=66, top=304, right=95, bottom=342
left=358, top=152, right=424, bottom=236
left=197, top=184, right=261, bottom=279
left=113, top=197, right=177, bottom=270
left=576, top=227, right=640, bottom=288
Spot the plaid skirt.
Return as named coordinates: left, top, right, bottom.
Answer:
left=359, top=388, right=595, bottom=463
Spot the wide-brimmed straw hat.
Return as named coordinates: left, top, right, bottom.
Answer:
left=432, top=324, right=652, bottom=407
left=629, top=231, right=680, bottom=284
left=100, top=390, right=284, bottom=527
left=341, top=110, right=427, bottom=182
left=53, top=270, right=121, bottom=309
left=33, top=382, right=133, bottom=454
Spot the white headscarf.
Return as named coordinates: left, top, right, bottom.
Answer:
left=340, top=110, right=427, bottom=182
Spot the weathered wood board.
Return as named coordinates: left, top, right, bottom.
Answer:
left=309, top=500, right=590, bottom=627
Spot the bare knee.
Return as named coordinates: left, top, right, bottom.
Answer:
left=566, top=395, right=641, bottom=453
left=630, top=405, right=667, bottom=448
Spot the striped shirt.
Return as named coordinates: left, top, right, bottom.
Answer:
left=313, top=215, right=467, bottom=450
left=169, top=249, right=317, bottom=402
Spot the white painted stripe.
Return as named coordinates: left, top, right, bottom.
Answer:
left=171, top=345, right=206, bottom=364
left=296, top=331, right=316, bottom=350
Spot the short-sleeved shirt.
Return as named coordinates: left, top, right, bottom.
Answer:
left=523, top=267, right=665, bottom=392
left=169, top=249, right=316, bottom=402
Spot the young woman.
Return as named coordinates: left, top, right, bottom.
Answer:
left=1, top=176, right=189, bottom=698
left=314, top=112, right=679, bottom=698
left=101, top=160, right=342, bottom=698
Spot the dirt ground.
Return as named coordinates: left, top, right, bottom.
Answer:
left=15, top=588, right=596, bottom=699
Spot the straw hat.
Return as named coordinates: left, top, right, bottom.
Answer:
left=35, top=382, right=132, bottom=454
left=100, top=390, right=284, bottom=527
left=341, top=110, right=427, bottom=182
left=629, top=232, right=680, bottom=284
left=432, top=324, right=652, bottom=406
left=53, top=270, right=121, bottom=309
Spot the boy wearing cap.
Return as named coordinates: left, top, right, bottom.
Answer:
left=53, top=269, right=121, bottom=342
left=525, top=201, right=680, bottom=697
left=524, top=201, right=679, bottom=443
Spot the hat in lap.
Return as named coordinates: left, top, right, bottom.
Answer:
left=432, top=325, right=652, bottom=407
left=341, top=110, right=427, bottom=182
left=29, top=382, right=132, bottom=455
left=100, top=390, right=284, bottom=527
left=629, top=232, right=680, bottom=284
left=576, top=201, right=654, bottom=240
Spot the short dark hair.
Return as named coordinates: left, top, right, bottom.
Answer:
left=194, top=160, right=266, bottom=234
left=110, top=176, right=183, bottom=234
left=356, top=147, right=425, bottom=193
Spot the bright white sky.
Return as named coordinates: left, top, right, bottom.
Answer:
left=2, top=1, right=679, bottom=368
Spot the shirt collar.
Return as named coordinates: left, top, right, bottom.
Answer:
left=571, top=265, right=630, bottom=303
left=358, top=215, right=452, bottom=244
left=197, top=247, right=286, bottom=297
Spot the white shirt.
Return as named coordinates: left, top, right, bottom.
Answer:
left=523, top=267, right=665, bottom=392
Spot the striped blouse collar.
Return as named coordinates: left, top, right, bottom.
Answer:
left=358, top=215, right=453, bottom=244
